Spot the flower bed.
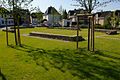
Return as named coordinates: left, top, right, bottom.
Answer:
left=29, top=32, right=85, bottom=42
left=2, top=28, right=14, bottom=33
left=95, top=29, right=117, bottom=35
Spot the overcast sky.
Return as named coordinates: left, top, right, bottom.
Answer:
left=31, top=0, right=120, bottom=13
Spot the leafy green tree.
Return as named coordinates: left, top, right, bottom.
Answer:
left=114, top=11, right=120, bottom=28
left=115, top=17, right=120, bottom=27
left=0, top=7, right=9, bottom=45
left=31, top=7, right=43, bottom=24
left=1, top=0, right=34, bottom=46
left=13, top=0, right=33, bottom=46
left=104, top=15, right=112, bottom=29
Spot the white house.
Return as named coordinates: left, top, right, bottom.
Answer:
left=94, top=11, right=112, bottom=26
left=0, top=7, right=14, bottom=27
left=68, top=9, right=88, bottom=27
left=0, top=14, right=14, bottom=27
left=62, top=19, right=71, bottom=27
left=43, top=6, right=61, bottom=24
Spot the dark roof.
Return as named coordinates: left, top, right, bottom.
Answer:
left=95, top=11, right=112, bottom=17
left=31, top=12, right=44, bottom=18
left=115, top=10, right=120, bottom=16
left=44, top=6, right=60, bottom=16
left=0, top=7, right=9, bottom=13
left=94, top=10, right=120, bottom=18
left=68, top=9, right=87, bottom=16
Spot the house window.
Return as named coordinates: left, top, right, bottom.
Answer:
left=2, top=20, right=4, bottom=24
left=11, top=21, right=13, bottom=23
left=9, top=21, right=11, bottom=24
left=1, top=15, right=4, bottom=18
left=10, top=15, right=12, bottom=17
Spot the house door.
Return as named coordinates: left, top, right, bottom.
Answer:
left=67, top=22, right=70, bottom=27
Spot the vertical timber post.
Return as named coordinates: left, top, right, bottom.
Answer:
left=88, top=17, right=91, bottom=51
left=13, top=0, right=18, bottom=45
left=76, top=16, right=79, bottom=49
left=91, top=16, right=93, bottom=50
left=5, top=15, right=9, bottom=46
left=17, top=16, right=21, bottom=46
left=92, top=16, right=95, bottom=51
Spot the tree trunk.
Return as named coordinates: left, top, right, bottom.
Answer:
left=17, top=20, right=21, bottom=46
left=92, top=16, right=95, bottom=51
left=5, top=18, right=9, bottom=46
left=13, top=0, right=18, bottom=45
left=76, top=16, right=79, bottom=49
left=88, top=17, right=91, bottom=51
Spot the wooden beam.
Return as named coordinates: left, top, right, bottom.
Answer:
left=88, top=17, right=91, bottom=51
left=92, top=16, right=95, bottom=51
left=76, top=16, right=79, bottom=49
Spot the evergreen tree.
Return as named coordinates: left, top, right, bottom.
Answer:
left=62, top=10, right=68, bottom=19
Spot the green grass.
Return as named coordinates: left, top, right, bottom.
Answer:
left=0, top=27, right=120, bottom=80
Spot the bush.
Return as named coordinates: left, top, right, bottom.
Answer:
left=103, top=15, right=112, bottom=29
left=94, top=24, right=103, bottom=29
left=103, top=24, right=112, bottom=29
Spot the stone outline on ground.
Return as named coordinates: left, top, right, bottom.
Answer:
left=29, top=32, right=85, bottom=42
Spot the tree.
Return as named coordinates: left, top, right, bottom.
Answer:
left=73, top=0, right=117, bottom=13
left=59, top=5, right=63, bottom=21
left=31, top=7, right=43, bottom=24
left=59, top=5, right=63, bottom=15
left=0, top=7, right=9, bottom=46
left=31, top=12, right=43, bottom=24
left=62, top=10, right=68, bottom=19
left=1, top=0, right=34, bottom=46
left=104, top=11, right=120, bottom=29
left=73, top=0, right=119, bottom=51
left=104, top=15, right=112, bottom=29
left=115, top=17, right=120, bottom=28
left=12, top=0, right=33, bottom=46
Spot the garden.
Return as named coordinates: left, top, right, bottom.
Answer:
left=0, top=27, right=120, bottom=80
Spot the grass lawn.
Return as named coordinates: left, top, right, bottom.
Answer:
left=0, top=27, right=120, bottom=80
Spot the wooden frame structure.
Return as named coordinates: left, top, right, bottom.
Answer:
left=76, top=14, right=95, bottom=51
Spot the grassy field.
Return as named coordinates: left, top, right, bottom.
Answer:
left=0, top=27, right=120, bottom=80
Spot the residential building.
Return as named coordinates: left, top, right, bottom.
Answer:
left=68, top=9, right=88, bottom=27
left=43, top=6, right=61, bottom=25
left=31, top=12, right=43, bottom=25
left=17, top=9, right=31, bottom=26
left=0, top=7, right=14, bottom=27
left=94, top=11, right=112, bottom=26
left=62, top=19, right=71, bottom=27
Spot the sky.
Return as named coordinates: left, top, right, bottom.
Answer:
left=31, top=0, right=120, bottom=13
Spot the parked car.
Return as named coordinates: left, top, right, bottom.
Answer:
left=52, top=23, right=61, bottom=27
left=31, top=24, right=38, bottom=27
left=21, top=23, right=28, bottom=27
left=39, top=23, right=49, bottom=27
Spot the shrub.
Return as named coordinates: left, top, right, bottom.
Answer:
left=102, top=14, right=111, bottom=29
left=94, top=24, right=103, bottom=29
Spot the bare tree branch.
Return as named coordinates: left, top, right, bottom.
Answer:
left=73, top=0, right=120, bottom=13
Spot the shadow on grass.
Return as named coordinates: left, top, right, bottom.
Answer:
left=9, top=44, right=120, bottom=80
left=0, top=69, right=7, bottom=80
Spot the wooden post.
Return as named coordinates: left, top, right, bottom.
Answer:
left=13, top=0, right=18, bottom=45
left=92, top=16, right=95, bottom=51
left=17, top=17, right=21, bottom=46
left=91, top=16, right=93, bottom=50
left=88, top=17, right=91, bottom=51
left=5, top=16, right=9, bottom=46
left=76, top=16, right=79, bottom=49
